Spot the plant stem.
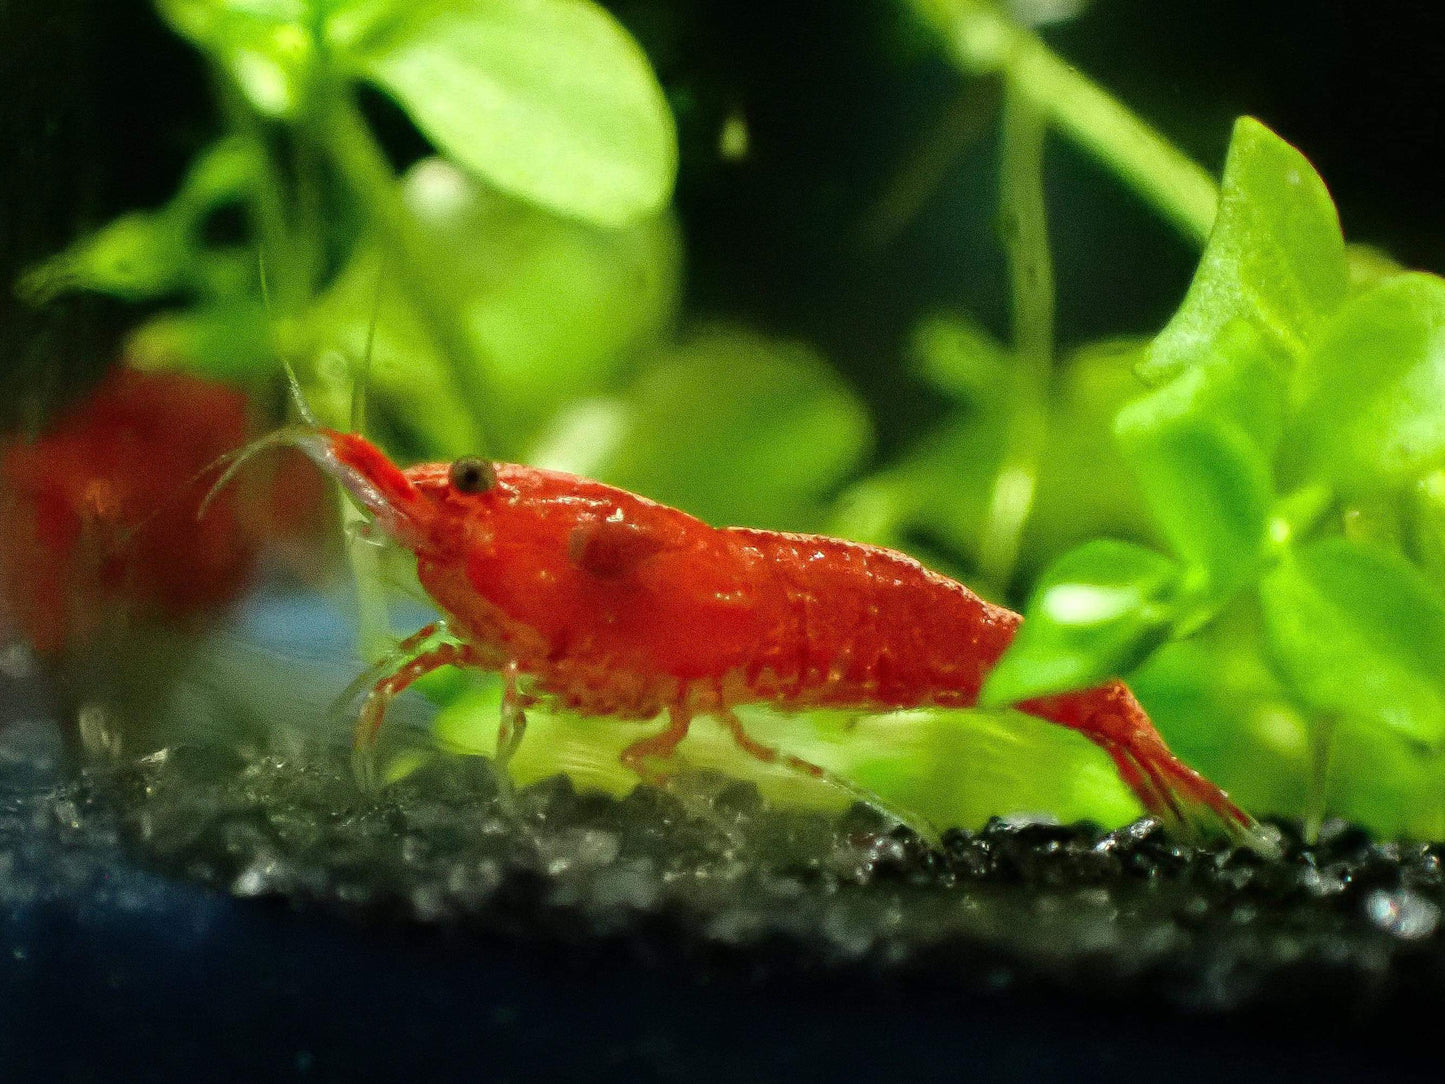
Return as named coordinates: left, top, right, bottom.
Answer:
left=911, top=0, right=1219, bottom=246
left=978, top=82, right=1053, bottom=594
left=215, top=75, right=305, bottom=312
left=319, top=85, right=502, bottom=456
left=1303, top=713, right=1338, bottom=844
left=859, top=82, right=1000, bottom=249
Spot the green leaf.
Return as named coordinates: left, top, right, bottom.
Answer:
left=1409, top=470, right=1445, bottom=593
left=1142, top=117, right=1347, bottom=384
left=1122, top=319, right=1288, bottom=456
left=828, top=412, right=1001, bottom=565
left=306, top=157, right=680, bottom=454
left=168, top=136, right=263, bottom=221
left=980, top=540, right=1181, bottom=707
left=832, top=338, right=1151, bottom=575
left=159, top=0, right=314, bottom=117
left=18, top=212, right=193, bottom=304
left=1116, top=320, right=1285, bottom=596
left=908, top=313, right=1011, bottom=403
left=1259, top=537, right=1445, bottom=747
left=1122, top=421, right=1270, bottom=601
left=351, top=0, right=677, bottom=226
left=127, top=303, right=276, bottom=380
left=18, top=138, right=260, bottom=306
left=435, top=684, right=1137, bottom=832
left=1025, top=340, right=1154, bottom=558
left=1130, top=613, right=1311, bottom=819
left=1347, top=243, right=1405, bottom=295
left=531, top=325, right=872, bottom=531
left=1292, top=272, right=1445, bottom=493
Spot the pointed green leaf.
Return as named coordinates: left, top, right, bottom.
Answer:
left=19, top=138, right=260, bottom=305
left=1143, top=117, right=1347, bottom=384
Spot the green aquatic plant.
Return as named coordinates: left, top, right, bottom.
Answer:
left=839, top=1, right=1445, bottom=836
left=973, top=116, right=1445, bottom=839
left=893, top=1, right=1445, bottom=837
left=24, top=0, right=680, bottom=453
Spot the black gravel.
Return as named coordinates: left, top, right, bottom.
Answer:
left=31, top=738, right=1444, bottom=1018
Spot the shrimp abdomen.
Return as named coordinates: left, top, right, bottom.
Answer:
left=727, top=529, right=1019, bottom=710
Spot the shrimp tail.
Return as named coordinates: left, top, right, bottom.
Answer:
left=1021, top=682, right=1282, bottom=858
left=1107, top=735, right=1282, bottom=857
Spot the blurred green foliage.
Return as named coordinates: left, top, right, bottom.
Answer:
left=19, top=0, right=1445, bottom=839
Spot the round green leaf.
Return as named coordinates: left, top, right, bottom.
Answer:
left=307, top=157, right=681, bottom=456
left=1116, top=321, right=1285, bottom=596
left=1143, top=117, right=1347, bottom=384
left=1259, top=537, right=1445, bottom=746
left=351, top=0, right=678, bottom=227
left=533, top=325, right=872, bottom=532
left=1293, top=272, right=1445, bottom=493
left=908, top=313, right=1011, bottom=403
left=1121, top=420, right=1270, bottom=600
left=979, top=540, right=1181, bottom=707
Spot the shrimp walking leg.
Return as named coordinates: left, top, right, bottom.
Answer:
left=496, top=660, right=532, bottom=775
left=352, top=638, right=480, bottom=787
left=480, top=660, right=537, bottom=817
left=718, top=710, right=942, bottom=846
left=330, top=622, right=444, bottom=726
left=619, top=709, right=693, bottom=784
left=620, top=709, right=760, bottom=847
left=1105, top=743, right=1186, bottom=831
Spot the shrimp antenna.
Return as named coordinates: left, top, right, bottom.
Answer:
left=125, top=254, right=327, bottom=539
left=352, top=247, right=388, bottom=435
left=196, top=424, right=318, bottom=523
left=258, top=248, right=321, bottom=428
left=283, top=358, right=320, bottom=428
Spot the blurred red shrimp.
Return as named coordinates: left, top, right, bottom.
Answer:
left=0, top=367, right=325, bottom=658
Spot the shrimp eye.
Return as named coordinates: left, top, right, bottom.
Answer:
left=448, top=456, right=497, bottom=495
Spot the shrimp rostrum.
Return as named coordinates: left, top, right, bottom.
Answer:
left=224, top=426, right=1274, bottom=852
